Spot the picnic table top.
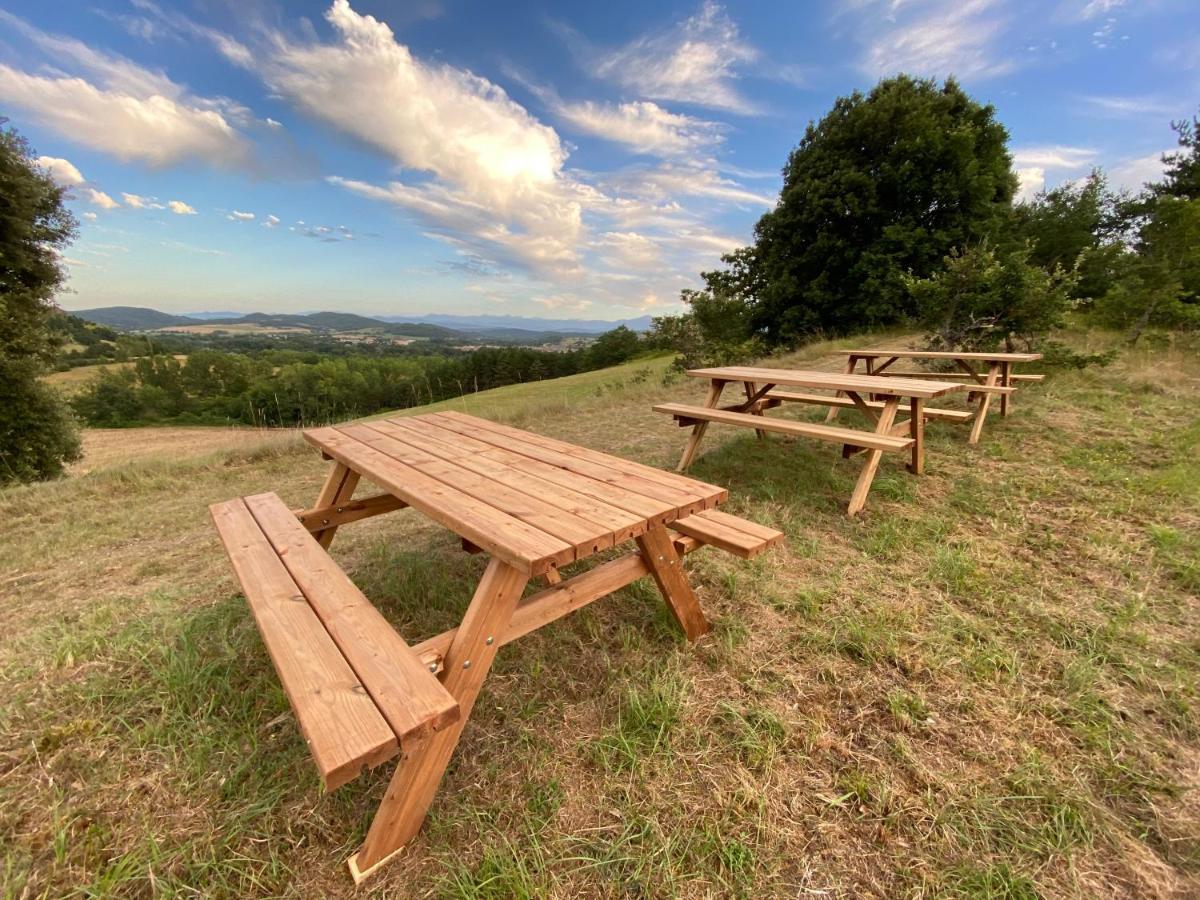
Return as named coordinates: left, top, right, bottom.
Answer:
left=302, top=411, right=727, bottom=577
left=839, top=349, right=1044, bottom=362
left=685, top=365, right=966, bottom=400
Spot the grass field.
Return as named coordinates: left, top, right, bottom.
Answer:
left=43, top=356, right=191, bottom=397
left=2, top=330, right=1197, bottom=898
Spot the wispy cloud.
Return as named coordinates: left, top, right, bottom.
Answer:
left=550, top=97, right=724, bottom=158
left=168, top=200, right=197, bottom=215
left=226, top=210, right=255, bottom=221
left=1012, top=145, right=1098, bottom=168
left=0, top=10, right=255, bottom=170
left=121, top=193, right=164, bottom=210
left=854, top=0, right=1015, bottom=81
left=563, top=2, right=761, bottom=114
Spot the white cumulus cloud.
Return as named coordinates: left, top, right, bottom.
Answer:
left=227, top=210, right=255, bottom=221
left=263, top=214, right=281, bottom=227
left=168, top=200, right=197, bottom=215
left=1012, top=145, right=1097, bottom=169
left=1015, top=167, right=1045, bottom=202
left=35, top=155, right=84, bottom=186
left=86, top=189, right=119, bottom=209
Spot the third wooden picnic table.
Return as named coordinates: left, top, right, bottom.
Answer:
left=654, top=365, right=966, bottom=515
left=837, top=349, right=1043, bottom=444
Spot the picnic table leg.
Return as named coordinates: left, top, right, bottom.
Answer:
left=349, top=558, right=529, bottom=883
left=636, top=526, right=710, bottom=640
left=847, top=397, right=900, bottom=516
left=967, top=363, right=1001, bottom=445
left=826, top=355, right=857, bottom=422
left=678, top=379, right=725, bottom=472
left=744, top=381, right=767, bottom=440
left=908, top=399, right=925, bottom=475
left=312, top=462, right=360, bottom=549
left=1000, top=361, right=1013, bottom=416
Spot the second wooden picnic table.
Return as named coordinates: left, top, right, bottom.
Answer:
left=654, top=365, right=965, bottom=515
left=838, top=349, right=1043, bottom=444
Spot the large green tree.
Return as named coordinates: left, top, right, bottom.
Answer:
left=0, top=122, right=81, bottom=483
left=726, top=76, right=1016, bottom=343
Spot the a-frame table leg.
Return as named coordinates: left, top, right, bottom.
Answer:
left=348, top=558, right=529, bottom=883
left=636, top=526, right=710, bottom=640
left=967, top=363, right=1001, bottom=445
left=678, top=379, right=726, bottom=472
left=847, top=397, right=900, bottom=516
left=312, top=462, right=361, bottom=549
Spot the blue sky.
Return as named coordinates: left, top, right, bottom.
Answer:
left=1, top=0, right=1196, bottom=320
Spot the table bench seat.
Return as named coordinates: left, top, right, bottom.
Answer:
left=765, top=390, right=974, bottom=423
left=210, top=492, right=459, bottom=791
left=653, top=402, right=914, bottom=452
left=875, top=371, right=1044, bottom=384
left=670, top=508, right=784, bottom=558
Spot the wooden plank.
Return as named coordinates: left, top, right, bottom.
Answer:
left=373, top=419, right=647, bottom=543
left=313, top=462, right=360, bottom=549
left=436, top=411, right=727, bottom=504
left=653, top=403, right=914, bottom=452
left=684, top=366, right=964, bottom=399
left=766, top=390, right=973, bottom=422
left=401, top=417, right=677, bottom=525
left=303, top=427, right=573, bottom=576
left=871, top=371, right=1044, bottom=383
left=293, top=493, right=408, bottom=532
left=670, top=509, right=783, bottom=558
left=243, top=493, right=460, bottom=748
left=636, top=526, right=710, bottom=640
left=909, top=399, right=925, bottom=475
left=847, top=397, right=901, bottom=516
left=968, top=362, right=1001, bottom=445
left=340, top=424, right=614, bottom=558
left=838, top=349, right=1043, bottom=362
left=427, top=412, right=724, bottom=517
left=411, top=551, right=652, bottom=667
left=209, top=498, right=398, bottom=791
left=680, top=378, right=726, bottom=470
left=350, top=559, right=528, bottom=882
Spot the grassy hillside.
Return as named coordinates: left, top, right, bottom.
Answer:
left=1, top=331, right=1197, bottom=898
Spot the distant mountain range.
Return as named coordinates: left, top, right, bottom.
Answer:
left=376, top=313, right=655, bottom=334
left=69, top=306, right=652, bottom=342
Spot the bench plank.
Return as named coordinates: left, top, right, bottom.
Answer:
left=210, top=497, right=398, bottom=791
left=767, top=390, right=973, bottom=422
left=652, top=403, right=914, bottom=452
left=841, top=349, right=1043, bottom=362
left=243, top=493, right=460, bottom=747
left=670, top=508, right=784, bottom=558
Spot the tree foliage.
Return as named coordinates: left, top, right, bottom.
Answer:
left=743, top=75, right=1017, bottom=343
left=70, top=330, right=650, bottom=428
left=1009, top=171, right=1129, bottom=302
left=0, top=123, right=81, bottom=483
left=906, top=243, right=1075, bottom=352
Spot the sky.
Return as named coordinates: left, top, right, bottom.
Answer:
left=1, top=0, right=1197, bottom=320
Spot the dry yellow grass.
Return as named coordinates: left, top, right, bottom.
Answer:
left=1, top=330, right=1197, bottom=898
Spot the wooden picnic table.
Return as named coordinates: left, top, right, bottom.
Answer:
left=210, top=411, right=782, bottom=883
left=838, top=349, right=1043, bottom=444
left=653, top=366, right=965, bottom=515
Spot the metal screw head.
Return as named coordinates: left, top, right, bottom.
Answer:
left=485, top=636, right=494, bottom=645
left=428, top=663, right=438, bottom=672
left=462, top=660, right=471, bottom=669
left=321, top=518, right=330, bottom=525
left=336, top=506, right=344, bottom=513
